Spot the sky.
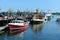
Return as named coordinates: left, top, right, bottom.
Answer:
left=0, top=0, right=60, bottom=12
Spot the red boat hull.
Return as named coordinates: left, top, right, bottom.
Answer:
left=8, top=24, right=29, bottom=35
left=9, top=24, right=28, bottom=30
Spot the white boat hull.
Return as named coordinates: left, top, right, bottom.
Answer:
left=30, top=19, right=44, bottom=24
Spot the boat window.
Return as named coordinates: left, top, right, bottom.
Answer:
left=16, top=21, right=20, bottom=23
left=10, top=21, right=15, bottom=23
left=10, top=20, right=24, bottom=23
left=20, top=21, right=24, bottom=23
left=18, top=22, right=20, bottom=23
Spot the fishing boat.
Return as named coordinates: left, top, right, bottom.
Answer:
left=30, top=9, right=44, bottom=24
left=30, top=18, right=44, bottom=24
left=0, top=14, right=8, bottom=26
left=0, top=14, right=14, bottom=26
left=8, top=20, right=29, bottom=34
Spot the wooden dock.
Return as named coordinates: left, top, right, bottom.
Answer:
left=0, top=25, right=8, bottom=31
left=0, top=25, right=8, bottom=34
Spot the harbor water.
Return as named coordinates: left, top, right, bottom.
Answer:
left=0, top=15, right=60, bottom=40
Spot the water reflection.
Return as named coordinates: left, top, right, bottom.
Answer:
left=8, top=31, right=24, bottom=36
left=0, top=31, right=25, bottom=40
left=0, top=33, right=6, bottom=40
left=7, top=32, right=25, bottom=40
left=30, top=23, right=43, bottom=32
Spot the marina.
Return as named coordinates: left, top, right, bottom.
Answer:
left=0, top=8, right=60, bottom=40
left=1, top=0, right=60, bottom=40
left=0, top=15, right=60, bottom=40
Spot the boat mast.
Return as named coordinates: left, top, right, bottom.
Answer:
left=47, top=10, right=51, bottom=14
left=0, top=7, right=1, bottom=14
left=33, top=9, right=39, bottom=19
left=23, top=11, right=26, bottom=21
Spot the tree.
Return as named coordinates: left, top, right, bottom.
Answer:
left=17, top=9, right=20, bottom=16
left=8, top=8, right=13, bottom=17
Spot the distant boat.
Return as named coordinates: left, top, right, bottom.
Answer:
left=0, top=14, right=14, bottom=26
left=56, top=15, right=60, bottom=22
left=44, top=13, right=52, bottom=21
left=8, top=20, right=29, bottom=34
left=0, top=14, right=8, bottom=26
